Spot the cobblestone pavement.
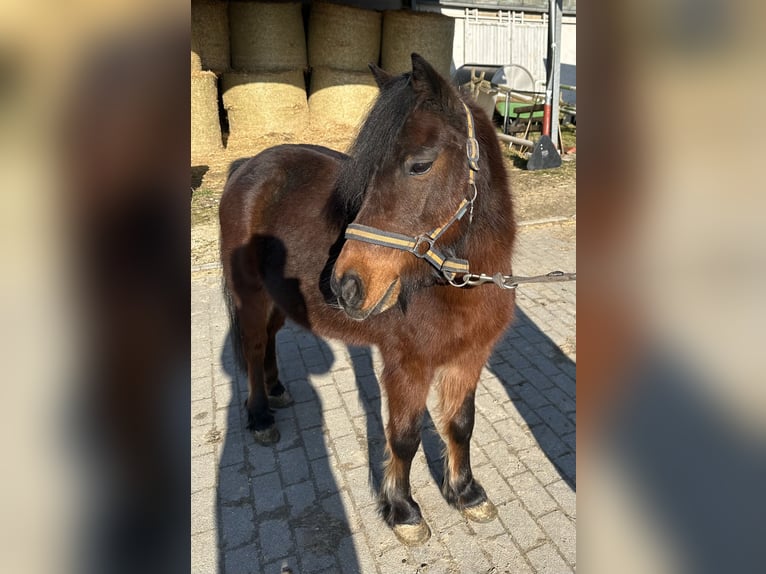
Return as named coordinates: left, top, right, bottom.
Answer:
left=191, top=221, right=576, bottom=573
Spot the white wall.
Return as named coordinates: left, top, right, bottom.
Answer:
left=560, top=15, right=576, bottom=104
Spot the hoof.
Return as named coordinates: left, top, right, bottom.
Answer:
left=461, top=499, right=498, bottom=523
left=392, top=520, right=431, bottom=546
left=268, top=389, right=294, bottom=409
left=252, top=425, right=280, bottom=445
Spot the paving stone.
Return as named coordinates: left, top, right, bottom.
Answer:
left=278, top=447, right=309, bottom=485
left=251, top=472, right=285, bottom=515
left=546, top=479, right=576, bottom=519
left=221, top=504, right=256, bottom=549
left=311, top=457, right=338, bottom=495
left=191, top=424, right=217, bottom=458
left=294, top=400, right=323, bottom=430
left=475, top=463, right=516, bottom=506
left=273, top=417, right=300, bottom=452
left=259, top=519, right=293, bottom=562
left=518, top=447, right=564, bottom=487
left=525, top=542, right=573, bottom=574
left=538, top=510, right=576, bottom=565
left=497, top=500, right=546, bottom=551
left=191, top=530, right=218, bottom=574
left=537, top=404, right=575, bottom=436
left=218, top=462, right=251, bottom=504
left=192, top=452, right=217, bottom=493
left=246, top=442, right=277, bottom=476
left=541, top=385, right=576, bottom=414
left=322, top=407, right=355, bottom=438
left=285, top=481, right=316, bottom=518
left=442, top=521, right=492, bottom=571
left=554, top=452, right=576, bottom=484
left=333, top=434, right=367, bottom=470
left=191, top=488, right=217, bottom=535
left=481, top=536, right=533, bottom=573
left=510, top=471, right=558, bottom=518
left=223, top=543, right=260, bottom=574
left=218, top=432, right=246, bottom=469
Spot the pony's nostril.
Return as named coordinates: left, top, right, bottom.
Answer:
left=339, top=272, right=363, bottom=308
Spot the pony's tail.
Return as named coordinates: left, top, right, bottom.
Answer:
left=222, top=276, right=247, bottom=374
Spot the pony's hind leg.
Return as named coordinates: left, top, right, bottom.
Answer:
left=264, top=308, right=293, bottom=408
left=379, top=358, right=433, bottom=546
left=437, top=361, right=498, bottom=523
left=238, top=289, right=280, bottom=444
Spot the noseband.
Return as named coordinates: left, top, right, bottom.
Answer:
left=344, top=102, right=480, bottom=282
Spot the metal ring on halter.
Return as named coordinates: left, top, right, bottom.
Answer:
left=447, top=274, right=472, bottom=288
left=468, top=181, right=478, bottom=203
left=411, top=235, right=434, bottom=258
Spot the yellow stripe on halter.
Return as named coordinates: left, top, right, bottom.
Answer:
left=345, top=228, right=415, bottom=249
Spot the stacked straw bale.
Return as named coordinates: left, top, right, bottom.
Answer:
left=222, top=70, right=309, bottom=150
left=191, top=71, right=223, bottom=163
left=307, top=2, right=382, bottom=136
left=191, top=0, right=230, bottom=73
left=309, top=67, right=378, bottom=132
left=229, top=2, right=307, bottom=72
left=308, top=2, right=382, bottom=71
left=224, top=2, right=309, bottom=152
left=382, top=10, right=455, bottom=79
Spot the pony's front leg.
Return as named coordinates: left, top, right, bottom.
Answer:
left=438, top=359, right=498, bottom=523
left=379, top=359, right=433, bottom=546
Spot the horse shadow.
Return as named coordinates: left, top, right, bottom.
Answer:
left=191, top=165, right=208, bottom=191
left=215, top=325, right=361, bottom=574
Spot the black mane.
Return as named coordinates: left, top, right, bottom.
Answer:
left=333, top=73, right=415, bottom=218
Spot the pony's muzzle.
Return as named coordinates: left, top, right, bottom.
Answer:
left=332, top=270, right=365, bottom=313
left=332, top=267, right=400, bottom=321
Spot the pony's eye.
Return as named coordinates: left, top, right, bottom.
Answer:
left=409, top=161, right=433, bottom=176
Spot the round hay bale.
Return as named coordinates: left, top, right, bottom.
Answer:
left=308, top=67, right=378, bottom=133
left=229, top=2, right=307, bottom=72
left=191, top=71, right=223, bottom=163
left=191, top=51, right=202, bottom=73
left=381, top=10, right=454, bottom=79
left=308, top=2, right=382, bottom=71
left=222, top=70, right=308, bottom=151
left=191, top=0, right=230, bottom=73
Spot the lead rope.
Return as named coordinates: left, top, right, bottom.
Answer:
left=448, top=270, right=577, bottom=290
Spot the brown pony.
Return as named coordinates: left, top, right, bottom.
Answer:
left=219, top=54, right=516, bottom=545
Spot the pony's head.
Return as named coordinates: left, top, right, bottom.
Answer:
left=331, top=54, right=484, bottom=320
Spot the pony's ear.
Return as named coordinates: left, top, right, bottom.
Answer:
left=368, top=63, right=394, bottom=89
left=410, top=52, right=457, bottom=111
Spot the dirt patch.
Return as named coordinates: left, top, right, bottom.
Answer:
left=507, top=154, right=576, bottom=223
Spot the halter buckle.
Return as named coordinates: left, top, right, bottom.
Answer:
left=412, top=235, right=434, bottom=258
left=466, top=137, right=480, bottom=171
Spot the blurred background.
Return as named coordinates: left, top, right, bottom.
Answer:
left=1, top=0, right=764, bottom=572
left=579, top=0, right=766, bottom=572
left=0, top=1, right=188, bottom=573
